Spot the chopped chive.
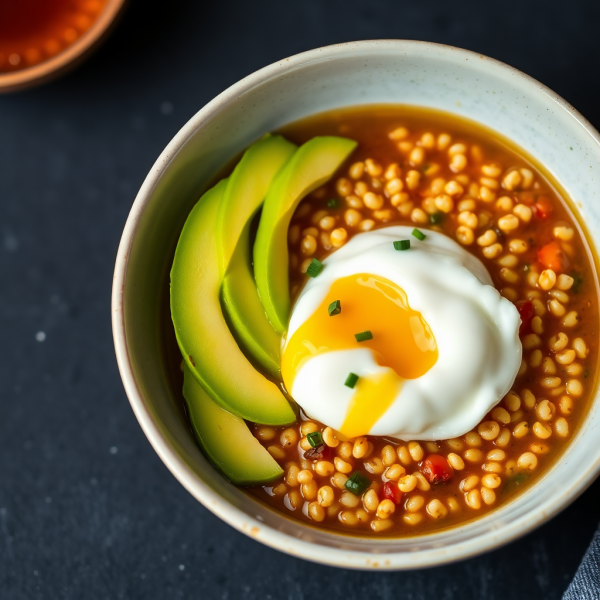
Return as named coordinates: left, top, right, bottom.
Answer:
left=345, top=373, right=359, bottom=388
left=412, top=228, right=426, bottom=241
left=571, top=271, right=583, bottom=294
left=513, top=473, right=527, bottom=486
left=328, top=300, right=341, bottom=316
left=306, top=258, right=323, bottom=278
left=430, top=212, right=443, bottom=225
left=354, top=330, right=373, bottom=342
left=345, top=472, right=371, bottom=496
left=326, top=198, right=340, bottom=209
left=504, top=472, right=528, bottom=493
left=306, top=431, right=324, bottom=448
left=393, top=239, right=410, bottom=251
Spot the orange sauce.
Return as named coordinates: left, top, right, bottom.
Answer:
left=0, top=0, right=109, bottom=73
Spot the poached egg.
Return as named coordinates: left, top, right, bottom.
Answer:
left=281, top=226, right=522, bottom=441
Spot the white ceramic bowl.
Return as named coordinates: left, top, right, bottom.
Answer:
left=112, top=40, right=600, bottom=569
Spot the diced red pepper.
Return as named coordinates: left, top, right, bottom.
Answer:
left=534, top=197, right=553, bottom=219
left=515, top=300, right=534, bottom=336
left=381, top=481, right=402, bottom=505
left=304, top=443, right=332, bottom=461
left=421, top=454, right=453, bottom=484
left=538, top=240, right=570, bottom=273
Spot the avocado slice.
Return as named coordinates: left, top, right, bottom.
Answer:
left=221, top=234, right=282, bottom=379
left=216, top=135, right=297, bottom=378
left=170, top=178, right=295, bottom=425
left=253, top=136, right=357, bottom=333
left=216, top=135, right=297, bottom=274
left=183, top=365, right=283, bottom=485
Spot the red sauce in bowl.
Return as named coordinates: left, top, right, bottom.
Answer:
left=0, top=0, right=109, bottom=73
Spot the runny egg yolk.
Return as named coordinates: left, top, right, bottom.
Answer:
left=282, top=274, right=438, bottom=438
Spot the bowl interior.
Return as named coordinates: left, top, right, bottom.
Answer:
left=115, top=41, right=600, bottom=569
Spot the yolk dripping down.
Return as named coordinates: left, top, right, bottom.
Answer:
left=281, top=274, right=438, bottom=438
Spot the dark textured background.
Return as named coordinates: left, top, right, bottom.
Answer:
left=2, top=0, right=600, bottom=598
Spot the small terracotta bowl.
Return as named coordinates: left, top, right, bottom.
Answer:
left=112, top=40, right=600, bottom=570
left=0, top=0, right=127, bottom=93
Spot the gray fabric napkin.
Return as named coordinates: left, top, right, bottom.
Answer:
left=564, top=526, right=600, bottom=599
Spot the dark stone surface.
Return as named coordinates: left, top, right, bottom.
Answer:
left=1, top=0, right=599, bottom=598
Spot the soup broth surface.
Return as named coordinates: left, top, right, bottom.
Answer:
left=169, top=105, right=599, bottom=537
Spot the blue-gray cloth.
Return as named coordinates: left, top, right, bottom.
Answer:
left=564, top=527, right=600, bottom=599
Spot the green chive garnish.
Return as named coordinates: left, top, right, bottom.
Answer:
left=355, top=330, right=373, bottom=342
left=393, top=240, right=410, bottom=251
left=306, top=258, right=323, bottom=278
left=430, top=212, right=443, bottom=225
left=326, top=198, right=340, bottom=209
left=412, top=228, right=426, bottom=241
left=345, top=472, right=371, bottom=496
left=345, top=373, right=359, bottom=388
left=306, top=431, right=324, bottom=447
left=328, top=300, right=341, bottom=316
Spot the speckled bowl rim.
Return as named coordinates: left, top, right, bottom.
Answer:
left=112, top=40, right=600, bottom=570
left=0, top=0, right=126, bottom=93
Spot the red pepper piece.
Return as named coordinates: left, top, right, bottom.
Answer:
left=381, top=481, right=402, bottom=505
left=304, top=443, right=332, bottom=461
left=538, top=240, right=570, bottom=273
left=515, top=300, right=534, bottom=336
left=421, top=454, right=453, bottom=484
left=534, top=197, right=553, bottom=219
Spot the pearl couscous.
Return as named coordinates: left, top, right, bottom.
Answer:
left=245, top=106, right=598, bottom=535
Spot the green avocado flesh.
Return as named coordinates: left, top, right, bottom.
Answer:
left=216, top=135, right=297, bottom=378
left=216, top=135, right=297, bottom=274
left=183, top=365, right=283, bottom=485
left=253, top=136, right=357, bottom=333
left=170, top=178, right=295, bottom=425
left=221, top=233, right=282, bottom=379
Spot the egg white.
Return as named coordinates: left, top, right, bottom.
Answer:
left=284, top=226, right=522, bottom=441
